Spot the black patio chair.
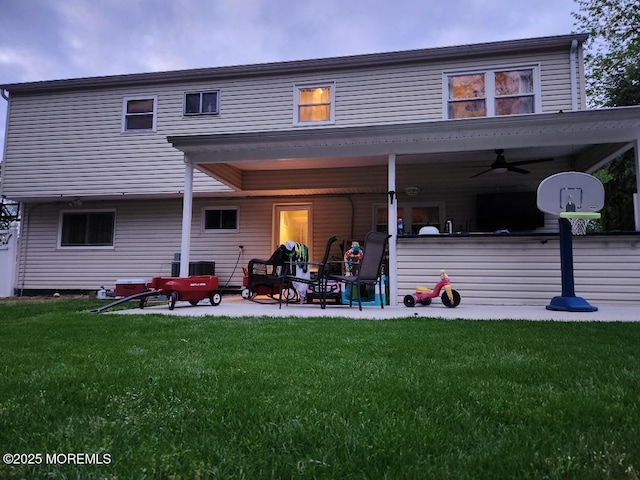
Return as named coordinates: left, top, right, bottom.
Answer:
left=246, top=245, right=292, bottom=302
left=328, top=231, right=391, bottom=311
left=280, top=235, right=339, bottom=309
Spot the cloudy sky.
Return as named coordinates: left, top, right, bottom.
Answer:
left=1, top=0, right=580, bottom=157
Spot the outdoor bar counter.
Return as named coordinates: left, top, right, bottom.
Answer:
left=396, top=232, right=640, bottom=306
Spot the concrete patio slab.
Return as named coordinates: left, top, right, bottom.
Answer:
left=107, top=294, right=640, bottom=322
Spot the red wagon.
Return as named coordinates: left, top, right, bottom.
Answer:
left=147, top=275, right=222, bottom=310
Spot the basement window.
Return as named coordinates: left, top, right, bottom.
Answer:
left=59, top=211, right=115, bottom=248
left=203, top=207, right=238, bottom=232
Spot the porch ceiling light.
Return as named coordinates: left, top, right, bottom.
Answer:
left=404, top=186, right=420, bottom=196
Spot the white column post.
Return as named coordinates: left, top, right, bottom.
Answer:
left=179, top=161, right=194, bottom=277
left=387, top=153, right=398, bottom=306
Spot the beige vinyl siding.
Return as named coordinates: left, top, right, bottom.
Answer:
left=16, top=195, right=375, bottom=291
left=2, top=89, right=227, bottom=199
left=3, top=47, right=578, bottom=200
left=19, top=201, right=183, bottom=290
left=397, top=236, right=640, bottom=306
left=159, top=79, right=296, bottom=135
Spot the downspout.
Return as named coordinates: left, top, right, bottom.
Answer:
left=18, top=202, right=48, bottom=296
left=635, top=138, right=640, bottom=231
left=570, top=39, right=578, bottom=111
left=19, top=203, right=32, bottom=296
left=1, top=88, right=16, bottom=294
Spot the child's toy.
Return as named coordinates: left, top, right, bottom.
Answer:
left=341, top=275, right=387, bottom=306
left=92, top=275, right=222, bottom=313
left=148, top=275, right=222, bottom=310
left=343, top=241, right=363, bottom=275
left=403, top=270, right=461, bottom=308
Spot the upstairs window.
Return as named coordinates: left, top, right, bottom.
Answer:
left=494, top=69, right=535, bottom=115
left=448, top=73, right=487, bottom=118
left=184, top=91, right=220, bottom=115
left=122, top=96, right=157, bottom=132
left=294, top=83, right=335, bottom=125
left=446, top=67, right=537, bottom=119
left=59, top=211, right=115, bottom=248
left=203, top=207, right=238, bottom=232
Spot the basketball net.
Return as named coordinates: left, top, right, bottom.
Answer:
left=559, top=211, right=601, bottom=236
left=568, top=217, right=590, bottom=235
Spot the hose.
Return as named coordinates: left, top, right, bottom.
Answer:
left=222, top=247, right=243, bottom=290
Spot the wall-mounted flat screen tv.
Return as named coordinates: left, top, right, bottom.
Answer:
left=476, top=191, right=545, bottom=232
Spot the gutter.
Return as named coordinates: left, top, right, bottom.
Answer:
left=169, top=107, right=640, bottom=150
left=570, top=39, right=579, bottom=111
left=1, top=89, right=8, bottom=101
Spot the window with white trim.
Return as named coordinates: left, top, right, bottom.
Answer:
left=59, top=211, right=116, bottom=248
left=294, top=83, right=335, bottom=125
left=445, top=67, right=538, bottom=119
left=184, top=91, right=220, bottom=115
left=122, top=95, right=157, bottom=132
left=203, top=207, right=238, bottom=232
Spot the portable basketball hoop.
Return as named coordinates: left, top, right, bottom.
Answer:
left=537, top=172, right=605, bottom=312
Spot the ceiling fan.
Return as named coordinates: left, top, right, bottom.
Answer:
left=470, top=149, right=553, bottom=178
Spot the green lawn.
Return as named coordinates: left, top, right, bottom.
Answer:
left=1, top=298, right=639, bottom=479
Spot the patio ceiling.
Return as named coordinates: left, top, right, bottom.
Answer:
left=168, top=107, right=640, bottom=196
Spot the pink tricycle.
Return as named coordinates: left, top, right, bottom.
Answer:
left=403, top=270, right=461, bottom=308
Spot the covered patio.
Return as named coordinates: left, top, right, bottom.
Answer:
left=168, top=107, right=640, bottom=306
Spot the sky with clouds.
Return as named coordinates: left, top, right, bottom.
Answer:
left=0, top=0, right=580, bottom=158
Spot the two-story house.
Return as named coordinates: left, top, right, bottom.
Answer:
left=2, top=33, right=640, bottom=305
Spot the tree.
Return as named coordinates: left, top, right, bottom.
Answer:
left=574, top=0, right=640, bottom=108
left=573, top=0, right=640, bottom=230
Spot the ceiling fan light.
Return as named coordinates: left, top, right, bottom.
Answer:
left=493, top=167, right=508, bottom=174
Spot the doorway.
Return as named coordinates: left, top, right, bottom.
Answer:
left=274, top=204, right=312, bottom=253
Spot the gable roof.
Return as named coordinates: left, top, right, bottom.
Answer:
left=1, top=33, right=588, bottom=94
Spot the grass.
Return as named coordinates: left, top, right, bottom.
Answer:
left=0, top=298, right=639, bottom=479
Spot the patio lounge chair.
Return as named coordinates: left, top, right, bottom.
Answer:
left=328, top=231, right=391, bottom=311
left=280, top=235, right=339, bottom=309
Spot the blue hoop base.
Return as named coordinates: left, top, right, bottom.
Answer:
left=546, top=296, right=598, bottom=312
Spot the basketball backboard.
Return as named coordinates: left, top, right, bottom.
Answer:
left=537, top=172, right=604, bottom=215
